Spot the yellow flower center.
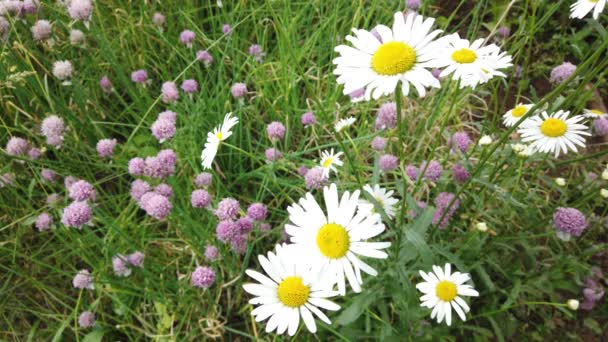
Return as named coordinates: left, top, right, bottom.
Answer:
left=511, top=106, right=528, bottom=118
left=323, top=157, right=333, bottom=168
left=451, top=48, right=477, bottom=64
left=436, top=280, right=458, bottom=302
left=277, top=276, right=310, bottom=308
left=371, top=42, right=416, bottom=76
left=590, top=109, right=603, bottom=115
left=540, top=118, right=567, bottom=137
left=216, top=132, right=223, bottom=140
left=316, top=223, right=350, bottom=259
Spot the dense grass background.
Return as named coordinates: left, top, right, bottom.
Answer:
left=1, top=0, right=607, bottom=340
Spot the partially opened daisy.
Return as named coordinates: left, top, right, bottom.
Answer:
left=333, top=12, right=444, bottom=100
left=335, top=117, right=356, bottom=132
left=435, top=33, right=512, bottom=89
left=503, top=103, right=534, bottom=127
left=570, top=0, right=606, bottom=20
left=243, top=244, right=340, bottom=336
left=358, top=184, right=399, bottom=220
left=319, top=149, right=344, bottom=177
left=201, top=112, right=239, bottom=169
left=416, top=263, right=479, bottom=326
left=285, top=184, right=391, bottom=295
left=518, top=110, right=590, bottom=157
left=583, top=108, right=607, bottom=119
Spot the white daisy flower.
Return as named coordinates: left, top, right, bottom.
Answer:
left=333, top=12, right=445, bottom=100
left=583, top=108, right=607, bottom=119
left=518, top=110, right=590, bottom=157
left=435, top=34, right=512, bottom=89
left=334, top=117, right=356, bottom=132
left=243, top=244, right=340, bottom=336
left=570, top=0, right=606, bottom=20
left=319, top=149, right=344, bottom=177
left=200, top=112, right=239, bottom=169
left=503, top=103, right=534, bottom=127
left=358, top=184, right=399, bottom=220
left=285, top=184, right=391, bottom=295
left=416, top=263, right=479, bottom=326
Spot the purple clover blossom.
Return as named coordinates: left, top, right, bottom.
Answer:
left=452, top=164, right=470, bottom=184
left=216, top=220, right=238, bottom=242
left=158, top=110, right=176, bottom=123
left=593, top=118, right=608, bottom=136
left=231, top=83, right=247, bottom=99
left=196, top=50, right=213, bottom=66
left=40, top=115, right=65, bottom=146
left=192, top=266, right=216, bottom=288
left=181, top=79, right=198, bottom=94
left=131, top=69, right=148, bottom=84
left=194, top=172, right=212, bottom=188
left=298, top=166, right=309, bottom=176
left=130, top=179, right=151, bottom=202
left=112, top=254, right=131, bottom=277
left=349, top=88, right=365, bottom=102
left=432, top=192, right=460, bottom=229
left=379, top=154, right=399, bottom=172
left=266, top=121, right=286, bottom=141
left=451, top=132, right=472, bottom=153
left=553, top=207, right=588, bottom=240
left=375, top=102, right=397, bottom=130
left=151, top=118, right=176, bottom=143
left=420, top=160, right=442, bottom=182
left=68, top=0, right=93, bottom=22
left=41, top=169, right=58, bottom=183
left=304, top=167, right=328, bottom=190
left=371, top=136, right=387, bottom=151
left=64, top=176, right=78, bottom=190
left=61, top=201, right=92, bottom=228
left=96, top=138, right=117, bottom=158
left=6, top=137, right=30, bottom=156
left=205, top=245, right=219, bottom=261
left=127, top=251, right=145, bottom=267
left=497, top=26, right=510, bottom=38
left=99, top=75, right=112, bottom=93
left=128, top=157, right=145, bottom=176
left=153, top=12, right=165, bottom=28
left=237, top=217, right=254, bottom=234
left=248, top=44, right=266, bottom=62
left=550, top=62, right=577, bottom=84
left=68, top=180, right=96, bottom=202
left=247, top=203, right=267, bottom=221
left=179, top=30, right=196, bottom=47
left=215, top=198, right=240, bottom=221
left=406, top=0, right=421, bottom=10
left=260, top=223, right=271, bottom=231
left=27, top=147, right=42, bottom=160
left=31, top=20, right=52, bottom=41
left=405, top=164, right=418, bottom=181
left=230, top=234, right=248, bottom=254
left=161, top=81, right=179, bottom=103
left=78, top=311, right=95, bottom=328
left=72, top=269, right=94, bottom=289
left=301, top=112, right=316, bottom=126
left=154, top=183, right=173, bottom=198
left=191, top=189, right=212, bottom=208
left=35, top=212, right=53, bottom=231
left=143, top=193, right=172, bottom=220
left=265, top=148, right=282, bottom=161
left=222, top=24, right=231, bottom=35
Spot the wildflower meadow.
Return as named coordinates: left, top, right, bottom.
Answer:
left=2, top=0, right=608, bottom=340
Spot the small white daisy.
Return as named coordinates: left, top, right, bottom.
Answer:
left=334, top=117, right=356, bottom=132
left=285, top=184, right=391, bottom=295
left=358, top=184, right=399, bottom=219
left=243, top=244, right=340, bottom=336
left=570, top=0, right=606, bottom=20
left=416, top=263, right=479, bottom=326
left=333, top=12, right=445, bottom=100
left=503, top=103, right=534, bottom=127
left=435, top=33, right=512, bottom=89
left=319, top=149, right=344, bottom=177
left=201, top=112, right=239, bottom=169
left=518, top=110, right=590, bottom=157
left=583, top=108, right=607, bottom=119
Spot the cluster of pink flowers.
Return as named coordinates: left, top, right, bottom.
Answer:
left=40, top=115, right=65, bottom=147
left=151, top=110, right=177, bottom=143
left=213, top=199, right=269, bottom=254
left=61, top=179, right=95, bottom=228
left=406, top=160, right=443, bottom=182
left=375, top=102, right=397, bottom=130
left=112, top=251, right=145, bottom=277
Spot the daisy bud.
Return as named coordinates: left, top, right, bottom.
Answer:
left=555, top=178, right=566, bottom=187
left=602, top=169, right=608, bottom=180
left=600, top=189, right=608, bottom=199
left=567, top=299, right=579, bottom=310
left=475, top=222, right=488, bottom=232
left=478, top=135, right=493, bottom=145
